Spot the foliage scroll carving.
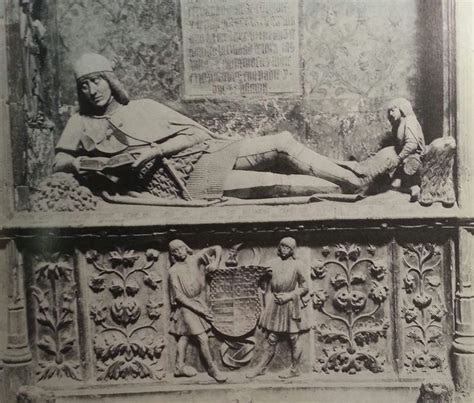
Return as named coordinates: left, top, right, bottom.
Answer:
left=86, top=248, right=165, bottom=381
left=31, top=253, right=81, bottom=382
left=312, top=244, right=389, bottom=374
left=400, top=243, right=448, bottom=373
left=31, top=173, right=97, bottom=212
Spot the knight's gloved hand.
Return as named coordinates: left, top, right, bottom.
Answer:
left=132, top=145, right=163, bottom=169
left=73, top=156, right=86, bottom=174
left=137, top=161, right=155, bottom=180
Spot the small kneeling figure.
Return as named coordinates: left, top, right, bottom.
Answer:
left=247, top=237, right=310, bottom=379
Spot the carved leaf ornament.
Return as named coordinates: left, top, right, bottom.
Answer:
left=87, top=248, right=165, bottom=381
left=401, top=243, right=447, bottom=373
left=31, top=253, right=81, bottom=381
left=312, top=244, right=388, bottom=374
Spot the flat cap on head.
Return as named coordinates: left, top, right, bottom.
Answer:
left=279, top=237, right=296, bottom=249
left=74, top=53, right=113, bottom=80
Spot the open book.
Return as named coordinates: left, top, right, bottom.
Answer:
left=78, top=153, right=136, bottom=172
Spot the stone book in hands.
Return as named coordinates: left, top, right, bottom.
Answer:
left=78, top=153, right=136, bottom=172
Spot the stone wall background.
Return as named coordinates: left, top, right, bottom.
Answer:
left=7, top=0, right=446, bottom=197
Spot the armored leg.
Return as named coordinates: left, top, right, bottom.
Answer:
left=234, top=131, right=366, bottom=193
left=196, top=333, right=227, bottom=383
left=279, top=333, right=302, bottom=379
left=174, top=336, right=197, bottom=377
left=246, top=332, right=278, bottom=379
left=223, top=170, right=341, bottom=199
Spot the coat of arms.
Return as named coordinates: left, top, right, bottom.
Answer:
left=208, top=265, right=267, bottom=337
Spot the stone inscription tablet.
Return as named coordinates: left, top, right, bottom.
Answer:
left=181, top=0, right=301, bottom=98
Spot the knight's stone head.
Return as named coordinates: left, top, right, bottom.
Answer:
left=169, top=239, right=193, bottom=263
left=74, top=53, right=129, bottom=115
left=278, top=237, right=296, bottom=260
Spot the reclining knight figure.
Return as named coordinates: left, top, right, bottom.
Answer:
left=53, top=53, right=423, bottom=204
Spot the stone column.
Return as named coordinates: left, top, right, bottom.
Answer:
left=1, top=1, right=33, bottom=400
left=453, top=227, right=474, bottom=397
left=1, top=241, right=33, bottom=403
left=453, top=1, right=474, bottom=399
left=0, top=0, right=14, bottom=222
left=0, top=0, right=15, bottom=375
left=456, top=0, right=474, bottom=214
left=2, top=243, right=31, bottom=366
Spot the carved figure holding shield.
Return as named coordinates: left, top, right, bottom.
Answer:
left=168, top=239, right=227, bottom=383
left=247, top=237, right=310, bottom=379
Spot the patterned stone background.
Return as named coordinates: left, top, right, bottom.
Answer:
left=53, top=0, right=443, bottom=159
left=14, top=0, right=443, bottom=187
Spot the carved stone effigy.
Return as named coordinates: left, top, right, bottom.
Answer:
left=2, top=1, right=472, bottom=403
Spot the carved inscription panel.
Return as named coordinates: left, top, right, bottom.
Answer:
left=181, top=0, right=301, bottom=98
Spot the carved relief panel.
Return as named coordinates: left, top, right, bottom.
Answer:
left=311, top=242, right=391, bottom=375
left=28, top=251, right=82, bottom=383
left=396, top=241, right=450, bottom=375
left=83, top=246, right=166, bottom=382
left=18, top=231, right=453, bottom=389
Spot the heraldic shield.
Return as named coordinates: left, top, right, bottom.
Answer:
left=208, top=265, right=267, bottom=337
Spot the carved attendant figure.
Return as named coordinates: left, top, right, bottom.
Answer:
left=168, top=240, right=227, bottom=383
left=53, top=53, right=370, bottom=202
left=247, top=237, right=310, bottom=379
left=387, top=97, right=425, bottom=201
left=337, top=97, right=425, bottom=200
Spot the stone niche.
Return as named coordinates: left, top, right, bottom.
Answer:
left=7, top=0, right=449, bottom=198
left=2, top=1, right=472, bottom=403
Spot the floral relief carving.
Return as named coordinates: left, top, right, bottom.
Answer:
left=86, top=248, right=165, bottom=381
left=312, top=244, right=389, bottom=374
left=401, top=244, right=447, bottom=373
left=31, top=173, right=97, bottom=212
left=57, top=0, right=180, bottom=107
left=301, top=1, right=419, bottom=161
left=31, top=253, right=81, bottom=381
left=303, top=1, right=417, bottom=100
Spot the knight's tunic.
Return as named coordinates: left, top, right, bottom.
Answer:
left=55, top=99, right=241, bottom=200
left=258, top=258, right=310, bottom=333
